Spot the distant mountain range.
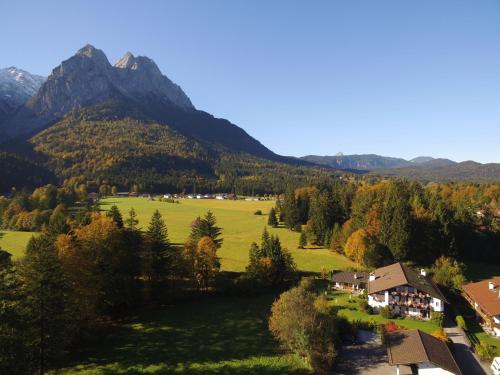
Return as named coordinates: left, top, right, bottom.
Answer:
left=301, top=154, right=500, bottom=181
left=301, top=154, right=457, bottom=170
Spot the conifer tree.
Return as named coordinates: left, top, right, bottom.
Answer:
left=299, top=230, right=307, bottom=249
left=380, top=181, right=412, bottom=261
left=125, top=208, right=139, bottom=230
left=143, top=210, right=171, bottom=285
left=282, top=189, right=300, bottom=230
left=20, top=235, right=74, bottom=374
left=107, top=205, right=124, bottom=228
left=268, top=207, right=278, bottom=228
left=190, top=211, right=223, bottom=248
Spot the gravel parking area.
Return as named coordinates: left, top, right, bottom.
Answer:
left=333, top=330, right=410, bottom=375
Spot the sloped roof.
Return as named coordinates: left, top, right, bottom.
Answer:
left=331, top=271, right=369, bottom=285
left=368, top=262, right=446, bottom=301
left=463, top=277, right=500, bottom=317
left=386, top=329, right=462, bottom=375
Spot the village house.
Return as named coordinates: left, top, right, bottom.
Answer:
left=367, top=263, right=446, bottom=319
left=386, top=329, right=462, bottom=375
left=463, top=277, right=500, bottom=337
left=331, top=271, right=369, bottom=292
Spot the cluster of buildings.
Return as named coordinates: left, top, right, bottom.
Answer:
left=332, top=262, right=500, bottom=374
left=332, top=262, right=446, bottom=319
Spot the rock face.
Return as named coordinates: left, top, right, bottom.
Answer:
left=1, top=44, right=193, bottom=139
left=0, top=67, right=45, bottom=121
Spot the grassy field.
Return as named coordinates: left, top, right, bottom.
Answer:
left=0, top=230, right=38, bottom=259
left=100, top=197, right=355, bottom=273
left=53, top=294, right=312, bottom=375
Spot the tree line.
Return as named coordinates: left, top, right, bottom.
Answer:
left=276, top=179, right=499, bottom=266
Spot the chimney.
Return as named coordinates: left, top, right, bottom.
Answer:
left=420, top=269, right=426, bottom=277
left=369, top=273, right=376, bottom=282
left=354, top=273, right=358, bottom=280
left=489, top=281, right=495, bottom=290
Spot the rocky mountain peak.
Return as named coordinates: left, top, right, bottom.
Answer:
left=0, top=45, right=195, bottom=139
left=114, top=52, right=136, bottom=69
left=0, top=67, right=45, bottom=120
left=77, top=44, right=107, bottom=60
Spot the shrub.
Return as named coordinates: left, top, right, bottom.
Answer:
left=299, top=276, right=315, bottom=292
left=379, top=306, right=392, bottom=319
left=254, top=210, right=262, bottom=215
left=476, top=340, right=497, bottom=360
left=455, top=315, right=466, bottom=330
left=431, top=329, right=450, bottom=342
left=430, top=312, right=444, bottom=327
left=384, top=321, right=401, bottom=333
left=358, top=300, right=373, bottom=314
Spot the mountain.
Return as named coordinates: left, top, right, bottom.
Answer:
left=0, top=67, right=45, bottom=123
left=0, top=45, right=321, bottom=193
left=1, top=45, right=195, bottom=139
left=374, top=161, right=500, bottom=182
left=409, top=156, right=434, bottom=164
left=301, top=154, right=499, bottom=182
left=301, top=154, right=412, bottom=170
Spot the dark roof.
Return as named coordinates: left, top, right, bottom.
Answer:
left=463, top=277, right=500, bottom=317
left=368, top=262, right=446, bottom=301
left=386, top=329, right=462, bottom=375
left=331, top=271, right=369, bottom=285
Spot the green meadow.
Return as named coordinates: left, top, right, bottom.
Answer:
left=0, top=230, right=38, bottom=259
left=100, top=197, right=355, bottom=273
left=53, top=294, right=311, bottom=375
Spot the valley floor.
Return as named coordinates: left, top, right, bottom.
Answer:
left=52, top=294, right=312, bottom=375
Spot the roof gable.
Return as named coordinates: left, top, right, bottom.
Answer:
left=368, top=262, right=446, bottom=301
left=463, top=277, right=500, bottom=316
left=387, top=329, right=462, bottom=375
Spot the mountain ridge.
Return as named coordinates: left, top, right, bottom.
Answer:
left=0, top=45, right=320, bottom=193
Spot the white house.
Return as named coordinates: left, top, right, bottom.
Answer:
left=367, top=263, right=446, bottom=319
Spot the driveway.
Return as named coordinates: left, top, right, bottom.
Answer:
left=333, top=330, right=410, bottom=375
left=444, top=318, right=490, bottom=375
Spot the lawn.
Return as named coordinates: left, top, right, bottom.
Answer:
left=0, top=230, right=38, bottom=259
left=327, top=290, right=441, bottom=334
left=100, top=197, right=355, bottom=273
left=52, top=294, right=312, bottom=375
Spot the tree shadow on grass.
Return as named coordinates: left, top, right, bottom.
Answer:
left=61, top=294, right=311, bottom=375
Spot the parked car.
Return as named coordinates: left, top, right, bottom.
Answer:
left=492, top=357, right=500, bottom=375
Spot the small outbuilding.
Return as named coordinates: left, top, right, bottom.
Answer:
left=386, top=329, right=462, bottom=375
left=331, top=271, right=369, bottom=291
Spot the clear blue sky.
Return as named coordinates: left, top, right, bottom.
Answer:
left=1, top=0, right=499, bottom=163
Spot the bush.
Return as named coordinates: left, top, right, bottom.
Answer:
left=476, top=340, right=497, bottom=360
left=455, top=315, right=466, bottom=330
left=358, top=300, right=373, bottom=314
left=299, top=276, right=315, bottom=292
left=254, top=210, right=262, bottom=215
left=430, top=312, right=444, bottom=327
left=379, top=306, right=392, bottom=319
left=431, top=329, right=450, bottom=342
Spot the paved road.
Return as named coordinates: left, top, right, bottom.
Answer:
left=444, top=319, right=490, bottom=375
left=333, top=330, right=411, bottom=375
